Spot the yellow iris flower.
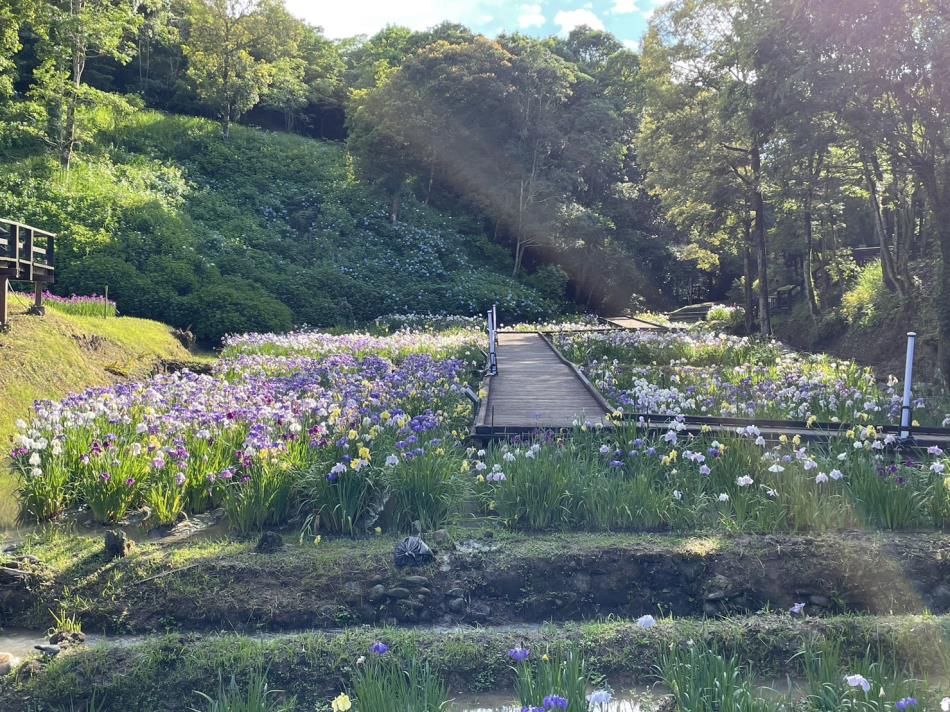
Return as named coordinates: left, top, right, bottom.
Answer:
left=331, top=693, right=352, bottom=711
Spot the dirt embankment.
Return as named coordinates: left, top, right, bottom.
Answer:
left=4, top=531, right=950, bottom=634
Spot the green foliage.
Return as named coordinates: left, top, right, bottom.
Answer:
left=523, top=264, right=570, bottom=302
left=511, top=646, right=593, bottom=712
left=191, top=667, right=291, bottom=712
left=298, top=461, right=383, bottom=537
left=351, top=655, right=449, bottom=712
left=0, top=106, right=561, bottom=343
left=486, top=435, right=667, bottom=531
left=383, top=450, right=467, bottom=533
left=660, top=640, right=780, bottom=712
left=220, top=464, right=295, bottom=536
left=706, top=304, right=745, bottom=330
left=184, top=0, right=273, bottom=136
left=796, top=640, right=924, bottom=712
left=840, top=262, right=892, bottom=328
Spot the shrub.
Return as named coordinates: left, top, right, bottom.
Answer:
left=706, top=303, right=745, bottom=330
left=840, top=261, right=887, bottom=327
left=523, top=264, right=569, bottom=302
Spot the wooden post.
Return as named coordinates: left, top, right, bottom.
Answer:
left=34, top=281, right=43, bottom=310
left=24, top=227, right=33, bottom=282
left=0, top=277, right=8, bottom=330
left=104, top=285, right=109, bottom=318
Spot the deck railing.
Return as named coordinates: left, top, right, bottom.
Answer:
left=0, top=219, right=56, bottom=328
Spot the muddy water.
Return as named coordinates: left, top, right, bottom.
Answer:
left=0, top=628, right=146, bottom=661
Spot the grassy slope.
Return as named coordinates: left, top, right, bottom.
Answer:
left=0, top=292, right=191, bottom=525
left=7, top=528, right=949, bottom=635
left=2, top=614, right=946, bottom=711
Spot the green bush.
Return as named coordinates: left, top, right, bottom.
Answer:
left=840, top=261, right=887, bottom=327
left=523, top=263, right=570, bottom=302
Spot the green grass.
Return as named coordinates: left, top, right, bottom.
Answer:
left=3, top=614, right=950, bottom=711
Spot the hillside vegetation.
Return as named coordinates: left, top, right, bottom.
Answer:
left=0, top=292, right=190, bottom=525
left=0, top=106, right=560, bottom=344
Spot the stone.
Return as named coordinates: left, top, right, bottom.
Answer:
left=367, top=584, right=387, bottom=602
left=401, top=575, right=429, bottom=588
left=808, top=594, right=832, bottom=608
left=342, top=581, right=362, bottom=603
left=17, top=659, right=43, bottom=680
left=448, top=597, right=466, bottom=613
left=256, top=531, right=283, bottom=553
left=386, top=587, right=411, bottom=599
left=570, top=573, right=591, bottom=594
left=703, top=574, right=735, bottom=601
left=416, top=587, right=432, bottom=597
left=0, top=652, right=19, bottom=675
left=104, top=530, right=134, bottom=559
left=468, top=601, right=491, bottom=621
left=49, top=631, right=85, bottom=650
left=432, top=529, right=451, bottom=545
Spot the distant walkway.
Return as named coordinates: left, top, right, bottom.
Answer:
left=475, top=332, right=609, bottom=437
left=603, top=316, right=665, bottom=330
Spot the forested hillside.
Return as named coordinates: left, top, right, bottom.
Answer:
left=0, top=106, right=560, bottom=342
left=1, top=0, right=949, bottom=372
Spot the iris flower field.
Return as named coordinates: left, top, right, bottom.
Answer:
left=6, top=317, right=950, bottom=711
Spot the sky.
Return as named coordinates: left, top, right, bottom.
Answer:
left=285, top=0, right=665, bottom=49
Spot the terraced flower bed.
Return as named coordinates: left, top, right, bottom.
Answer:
left=553, top=330, right=950, bottom=425
left=2, top=614, right=949, bottom=711
left=5, top=320, right=950, bottom=710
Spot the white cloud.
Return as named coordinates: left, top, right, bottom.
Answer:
left=553, top=8, right=605, bottom=35
left=517, top=3, right=546, bottom=28
left=285, top=0, right=501, bottom=38
left=622, top=38, right=640, bottom=50
left=611, top=0, right=639, bottom=14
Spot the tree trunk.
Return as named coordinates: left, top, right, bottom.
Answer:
left=751, top=143, right=771, bottom=336
left=61, top=44, right=85, bottom=170
left=425, top=161, right=434, bottom=205
left=917, top=163, right=950, bottom=386
left=742, top=218, right=755, bottom=335
left=862, top=154, right=906, bottom=296
left=803, top=197, right=819, bottom=316
left=936, top=214, right=950, bottom=388
left=389, top=193, right=400, bottom=223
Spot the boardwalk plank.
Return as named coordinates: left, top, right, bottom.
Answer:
left=483, top=332, right=608, bottom=428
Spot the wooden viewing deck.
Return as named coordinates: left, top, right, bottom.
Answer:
left=0, top=218, right=56, bottom=328
left=473, top=332, right=610, bottom=439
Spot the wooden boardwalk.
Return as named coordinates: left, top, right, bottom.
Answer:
left=474, top=332, right=609, bottom=437
left=603, top=316, right=666, bottom=330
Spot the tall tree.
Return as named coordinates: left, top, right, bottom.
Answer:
left=787, top=0, right=950, bottom=381
left=639, top=0, right=778, bottom=335
left=29, top=0, right=141, bottom=168
left=183, top=0, right=271, bottom=137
